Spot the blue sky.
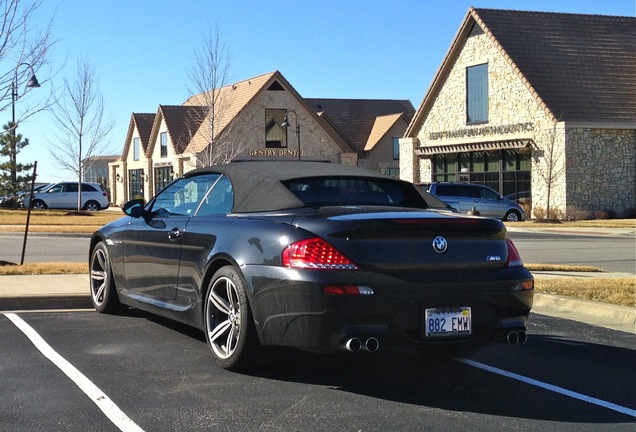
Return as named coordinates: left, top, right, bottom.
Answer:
left=11, top=0, right=635, bottom=183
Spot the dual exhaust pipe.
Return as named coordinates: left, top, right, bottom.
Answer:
left=505, top=330, right=527, bottom=345
left=342, top=337, right=380, bottom=353
left=343, top=330, right=526, bottom=352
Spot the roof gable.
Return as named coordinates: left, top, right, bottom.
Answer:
left=473, top=8, right=636, bottom=122
left=407, top=8, right=636, bottom=135
left=184, top=71, right=278, bottom=154
left=121, top=113, right=155, bottom=161
left=306, top=99, right=415, bottom=154
left=364, top=113, right=405, bottom=151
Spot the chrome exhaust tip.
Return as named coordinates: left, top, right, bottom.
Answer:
left=506, top=331, right=519, bottom=345
left=364, top=337, right=379, bottom=353
left=344, top=337, right=362, bottom=353
left=517, top=330, right=527, bottom=344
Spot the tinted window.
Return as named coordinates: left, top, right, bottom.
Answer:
left=436, top=185, right=460, bottom=196
left=284, top=177, right=427, bottom=208
left=81, top=184, right=97, bottom=192
left=459, top=186, right=481, bottom=198
left=196, top=175, right=233, bottom=216
left=480, top=187, right=500, bottom=200
left=65, top=184, right=78, bottom=193
left=150, top=174, right=221, bottom=217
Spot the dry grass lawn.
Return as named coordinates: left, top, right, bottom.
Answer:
left=0, top=262, right=633, bottom=308
left=1, top=210, right=634, bottom=307
left=534, top=277, right=635, bottom=308
left=0, top=209, right=122, bottom=233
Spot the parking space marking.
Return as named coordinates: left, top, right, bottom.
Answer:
left=5, top=313, right=145, bottom=432
left=458, top=358, right=636, bottom=418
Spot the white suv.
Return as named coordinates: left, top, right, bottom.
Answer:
left=24, top=181, right=110, bottom=211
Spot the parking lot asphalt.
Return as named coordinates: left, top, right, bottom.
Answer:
left=0, top=271, right=634, bottom=334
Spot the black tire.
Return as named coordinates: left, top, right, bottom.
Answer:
left=84, top=200, right=101, bottom=211
left=504, top=210, right=521, bottom=222
left=90, top=242, right=122, bottom=314
left=32, top=199, right=47, bottom=210
left=204, top=266, right=270, bottom=371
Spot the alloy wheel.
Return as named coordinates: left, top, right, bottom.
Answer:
left=90, top=247, right=108, bottom=307
left=206, top=276, right=242, bottom=360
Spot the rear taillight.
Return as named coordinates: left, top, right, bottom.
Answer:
left=282, top=237, right=358, bottom=270
left=505, top=238, right=524, bottom=267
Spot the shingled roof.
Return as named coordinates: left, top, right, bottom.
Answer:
left=156, top=105, right=209, bottom=155
left=474, top=8, right=636, bottom=122
left=132, top=113, right=155, bottom=151
left=305, top=99, right=415, bottom=154
left=407, top=8, right=636, bottom=135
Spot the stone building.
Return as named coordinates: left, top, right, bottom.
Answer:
left=400, top=8, right=635, bottom=219
left=110, top=71, right=414, bottom=205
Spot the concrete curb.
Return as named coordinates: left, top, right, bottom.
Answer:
left=1, top=273, right=634, bottom=333
left=0, top=274, right=92, bottom=311
left=533, top=293, right=635, bottom=333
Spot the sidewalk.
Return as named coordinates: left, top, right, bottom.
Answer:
left=0, top=272, right=634, bottom=334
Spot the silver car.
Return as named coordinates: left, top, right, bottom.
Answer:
left=420, top=183, right=526, bottom=222
left=23, top=181, right=110, bottom=211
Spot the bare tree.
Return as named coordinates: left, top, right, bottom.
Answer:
left=0, top=0, right=57, bottom=206
left=534, top=120, right=565, bottom=220
left=185, top=25, right=244, bottom=167
left=0, top=0, right=57, bottom=115
left=49, top=58, right=114, bottom=210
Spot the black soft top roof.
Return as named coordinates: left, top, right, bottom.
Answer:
left=185, top=161, right=407, bottom=213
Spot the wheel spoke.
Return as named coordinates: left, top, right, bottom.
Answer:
left=210, top=289, right=231, bottom=315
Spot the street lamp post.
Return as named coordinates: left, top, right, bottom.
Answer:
left=10, top=62, right=40, bottom=207
left=281, top=110, right=301, bottom=161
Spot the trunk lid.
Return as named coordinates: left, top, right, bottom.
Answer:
left=291, top=208, right=509, bottom=271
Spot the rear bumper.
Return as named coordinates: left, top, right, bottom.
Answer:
left=243, top=265, right=533, bottom=353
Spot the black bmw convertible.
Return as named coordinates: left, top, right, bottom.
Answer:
left=89, top=161, right=533, bottom=371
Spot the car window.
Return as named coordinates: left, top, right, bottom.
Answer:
left=436, top=185, right=459, bottom=196
left=196, top=175, right=233, bottom=216
left=64, top=183, right=78, bottom=193
left=47, top=184, right=63, bottom=193
left=461, top=186, right=480, bottom=198
left=150, top=174, right=221, bottom=217
left=480, top=187, right=500, bottom=200
left=283, top=177, right=427, bottom=209
left=81, top=184, right=97, bottom=192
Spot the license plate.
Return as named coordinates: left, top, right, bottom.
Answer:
left=425, top=307, right=472, bottom=337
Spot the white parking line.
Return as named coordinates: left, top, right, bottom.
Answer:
left=5, top=313, right=145, bottom=432
left=458, top=358, right=636, bottom=418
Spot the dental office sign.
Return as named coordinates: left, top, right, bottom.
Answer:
left=429, top=122, right=535, bottom=140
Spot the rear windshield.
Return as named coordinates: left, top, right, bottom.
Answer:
left=283, top=177, right=429, bottom=209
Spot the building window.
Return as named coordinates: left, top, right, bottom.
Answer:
left=133, top=137, right=140, bottom=161
left=265, top=109, right=287, bottom=148
left=432, top=150, right=530, bottom=196
left=160, top=132, right=168, bottom=158
left=392, top=137, right=400, bottom=160
left=154, top=166, right=173, bottom=194
left=129, top=169, right=144, bottom=199
left=466, top=64, right=488, bottom=124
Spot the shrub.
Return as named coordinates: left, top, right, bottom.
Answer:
left=594, top=210, right=616, bottom=220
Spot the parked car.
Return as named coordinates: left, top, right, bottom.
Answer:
left=23, top=181, right=109, bottom=211
left=419, top=182, right=527, bottom=222
left=89, top=161, right=533, bottom=371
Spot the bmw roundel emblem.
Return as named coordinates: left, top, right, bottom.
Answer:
left=432, top=236, right=448, bottom=254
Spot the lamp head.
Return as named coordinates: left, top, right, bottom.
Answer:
left=26, top=74, right=40, bottom=88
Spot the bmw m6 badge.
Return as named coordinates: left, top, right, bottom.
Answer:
left=432, top=236, right=448, bottom=254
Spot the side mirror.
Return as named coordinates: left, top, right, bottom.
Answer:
left=122, top=198, right=145, bottom=218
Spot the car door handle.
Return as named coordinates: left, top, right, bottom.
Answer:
left=168, top=228, right=182, bottom=240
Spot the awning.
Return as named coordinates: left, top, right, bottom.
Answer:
left=417, top=139, right=533, bottom=156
